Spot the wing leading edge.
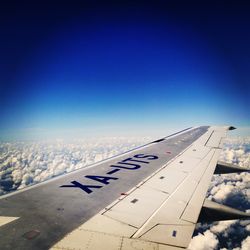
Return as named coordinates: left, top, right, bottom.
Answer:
left=0, top=126, right=248, bottom=250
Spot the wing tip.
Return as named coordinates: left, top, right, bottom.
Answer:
left=228, top=126, right=236, bottom=130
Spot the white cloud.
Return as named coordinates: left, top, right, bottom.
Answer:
left=241, top=236, right=250, bottom=250
left=211, top=183, right=235, bottom=202
left=188, top=230, right=218, bottom=250
left=210, top=220, right=236, bottom=234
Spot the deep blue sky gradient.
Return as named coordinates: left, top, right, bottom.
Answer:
left=0, top=1, right=249, bottom=139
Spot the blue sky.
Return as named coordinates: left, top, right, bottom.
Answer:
left=0, top=1, right=249, bottom=140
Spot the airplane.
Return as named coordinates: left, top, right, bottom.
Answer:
left=0, top=126, right=249, bottom=249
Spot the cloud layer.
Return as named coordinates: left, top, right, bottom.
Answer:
left=0, top=137, right=150, bottom=195
left=0, top=136, right=249, bottom=249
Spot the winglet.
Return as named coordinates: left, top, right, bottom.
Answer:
left=198, top=199, right=250, bottom=222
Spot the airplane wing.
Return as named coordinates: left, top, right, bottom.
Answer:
left=0, top=126, right=249, bottom=250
